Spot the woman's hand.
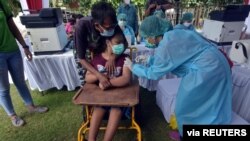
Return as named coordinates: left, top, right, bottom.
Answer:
left=99, top=82, right=105, bottom=90
left=24, top=48, right=32, bottom=61
left=105, top=55, right=116, bottom=76
left=105, top=43, right=116, bottom=76
left=97, top=73, right=111, bottom=89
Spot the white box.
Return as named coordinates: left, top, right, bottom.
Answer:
left=202, top=19, right=244, bottom=43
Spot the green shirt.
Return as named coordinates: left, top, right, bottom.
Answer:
left=0, top=0, right=19, bottom=52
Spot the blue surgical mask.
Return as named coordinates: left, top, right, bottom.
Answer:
left=145, top=40, right=157, bottom=48
left=112, top=44, right=124, bottom=55
left=100, top=28, right=115, bottom=37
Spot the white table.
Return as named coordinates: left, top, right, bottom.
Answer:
left=23, top=49, right=81, bottom=92
left=126, top=43, right=177, bottom=91
left=232, top=65, right=250, bottom=123
left=156, top=78, right=249, bottom=124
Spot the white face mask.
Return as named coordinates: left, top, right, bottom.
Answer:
left=183, top=22, right=192, bottom=27
left=124, top=0, right=130, bottom=4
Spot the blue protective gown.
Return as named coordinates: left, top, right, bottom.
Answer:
left=132, top=26, right=232, bottom=136
left=175, top=24, right=196, bottom=31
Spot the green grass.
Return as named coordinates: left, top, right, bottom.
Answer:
left=0, top=84, right=175, bottom=141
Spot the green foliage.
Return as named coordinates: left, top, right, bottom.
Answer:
left=8, top=0, right=21, bottom=17
left=181, top=0, right=244, bottom=7
left=63, top=0, right=79, bottom=4
left=77, top=0, right=147, bottom=16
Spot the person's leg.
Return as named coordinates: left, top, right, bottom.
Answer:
left=0, top=52, right=24, bottom=126
left=8, top=51, right=48, bottom=113
left=88, top=107, right=106, bottom=141
left=8, top=51, right=34, bottom=106
left=103, top=107, right=122, bottom=141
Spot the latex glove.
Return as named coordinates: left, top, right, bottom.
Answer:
left=124, top=57, right=133, bottom=70
left=135, top=55, right=148, bottom=63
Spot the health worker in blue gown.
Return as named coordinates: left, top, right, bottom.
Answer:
left=175, top=12, right=196, bottom=31
left=124, top=15, right=232, bottom=137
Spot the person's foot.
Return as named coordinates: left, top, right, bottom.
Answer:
left=28, top=106, right=49, bottom=113
left=11, top=116, right=25, bottom=127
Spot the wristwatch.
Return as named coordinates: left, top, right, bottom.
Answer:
left=23, top=45, right=29, bottom=49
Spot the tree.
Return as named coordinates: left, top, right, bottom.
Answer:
left=8, top=0, right=22, bottom=17
left=181, top=0, right=244, bottom=8
left=77, top=0, right=147, bottom=17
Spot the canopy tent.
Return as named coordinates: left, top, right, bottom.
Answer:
left=20, top=0, right=49, bottom=14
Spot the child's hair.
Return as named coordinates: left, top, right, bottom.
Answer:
left=108, top=32, right=125, bottom=45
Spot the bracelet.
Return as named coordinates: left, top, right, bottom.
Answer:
left=23, top=45, right=29, bottom=49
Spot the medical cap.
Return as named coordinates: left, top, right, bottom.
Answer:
left=139, top=15, right=171, bottom=38
left=181, top=12, right=193, bottom=22
left=117, top=13, right=127, bottom=21
left=154, top=10, right=165, bottom=19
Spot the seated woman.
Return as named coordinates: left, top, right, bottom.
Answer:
left=117, top=13, right=136, bottom=45
left=85, top=32, right=131, bottom=141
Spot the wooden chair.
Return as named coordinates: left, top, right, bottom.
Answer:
left=72, top=78, right=142, bottom=141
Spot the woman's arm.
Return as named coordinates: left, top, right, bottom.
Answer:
left=7, top=18, right=26, bottom=47
left=80, top=59, right=103, bottom=79
left=85, top=71, right=98, bottom=83
left=110, top=66, right=131, bottom=87
left=7, top=18, right=32, bottom=61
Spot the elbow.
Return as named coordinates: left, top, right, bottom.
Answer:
left=85, top=78, right=92, bottom=83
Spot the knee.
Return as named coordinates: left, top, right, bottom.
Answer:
left=111, top=107, right=122, bottom=114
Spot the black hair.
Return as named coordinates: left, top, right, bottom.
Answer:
left=91, top=1, right=117, bottom=25
left=71, top=13, right=77, bottom=19
left=68, top=18, right=76, bottom=25
left=76, top=14, right=84, bottom=19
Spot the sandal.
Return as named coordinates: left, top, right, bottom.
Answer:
left=28, top=106, right=49, bottom=113
left=11, top=116, right=25, bottom=127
